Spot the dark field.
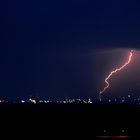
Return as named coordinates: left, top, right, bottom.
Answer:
left=0, top=104, right=139, bottom=139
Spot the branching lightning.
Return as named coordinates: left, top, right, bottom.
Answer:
left=99, top=50, right=134, bottom=100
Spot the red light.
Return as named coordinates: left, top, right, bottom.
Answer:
left=96, top=135, right=130, bottom=139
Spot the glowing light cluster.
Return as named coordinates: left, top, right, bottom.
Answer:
left=99, top=50, right=134, bottom=100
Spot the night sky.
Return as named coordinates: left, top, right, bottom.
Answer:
left=0, top=0, right=140, bottom=101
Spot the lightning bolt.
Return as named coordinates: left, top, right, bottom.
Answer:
left=99, top=50, right=134, bottom=101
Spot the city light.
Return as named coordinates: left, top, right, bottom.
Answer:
left=0, top=94, right=139, bottom=104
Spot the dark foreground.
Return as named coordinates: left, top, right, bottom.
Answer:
left=0, top=103, right=139, bottom=139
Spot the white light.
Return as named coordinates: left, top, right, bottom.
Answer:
left=128, top=95, right=131, bottom=98
left=21, top=100, right=25, bottom=103
left=88, top=98, right=92, bottom=103
left=39, top=100, right=43, bottom=103
left=122, top=100, right=125, bottom=102
left=29, top=98, right=36, bottom=104
left=32, top=100, right=36, bottom=104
